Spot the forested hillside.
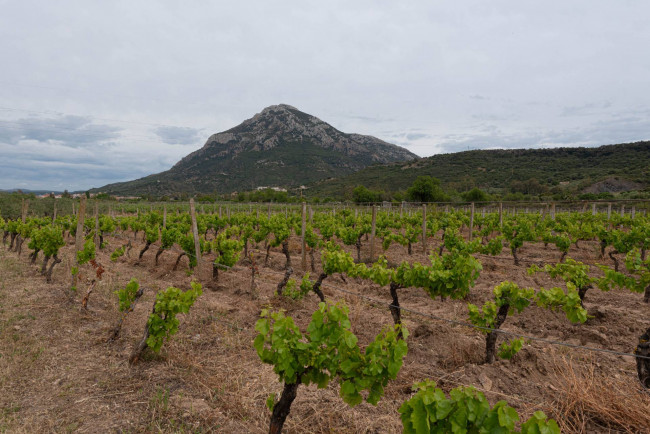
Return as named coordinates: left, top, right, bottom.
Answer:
left=307, top=142, right=650, bottom=199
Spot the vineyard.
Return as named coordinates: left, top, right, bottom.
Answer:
left=1, top=198, right=650, bottom=433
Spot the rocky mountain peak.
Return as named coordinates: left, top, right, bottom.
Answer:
left=259, top=103, right=300, bottom=115
left=96, top=105, right=418, bottom=196
left=174, top=104, right=417, bottom=169
left=234, top=104, right=324, bottom=136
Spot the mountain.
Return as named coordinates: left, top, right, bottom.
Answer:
left=93, top=104, right=418, bottom=196
left=306, top=141, right=650, bottom=198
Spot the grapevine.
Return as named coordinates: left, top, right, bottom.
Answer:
left=254, top=301, right=408, bottom=432
left=130, top=281, right=202, bottom=364
left=399, top=380, right=560, bottom=433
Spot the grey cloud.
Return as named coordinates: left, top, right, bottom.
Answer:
left=470, top=114, right=509, bottom=121
left=374, top=131, right=432, bottom=150
left=560, top=103, right=600, bottom=117
left=561, top=101, right=615, bottom=117
left=427, top=115, right=650, bottom=154
left=0, top=132, right=190, bottom=190
left=154, top=126, right=204, bottom=145
left=0, top=160, right=138, bottom=192
left=0, top=115, right=122, bottom=147
left=0, top=145, right=176, bottom=191
left=405, top=133, right=431, bottom=141
left=344, top=115, right=396, bottom=124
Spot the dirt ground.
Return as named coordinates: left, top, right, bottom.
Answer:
left=1, top=232, right=649, bottom=433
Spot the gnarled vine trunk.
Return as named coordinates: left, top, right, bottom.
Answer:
left=355, top=236, right=362, bottom=263
left=609, top=250, right=619, bottom=272
left=512, top=248, right=520, bottom=266
left=81, top=280, right=97, bottom=309
left=14, top=235, right=24, bottom=255
left=311, top=272, right=327, bottom=302
left=155, top=247, right=164, bottom=266
left=485, top=304, right=510, bottom=364
left=107, top=287, right=144, bottom=342
left=250, top=260, right=258, bottom=299
left=124, top=241, right=133, bottom=258
left=281, top=239, right=291, bottom=269
left=599, top=240, right=607, bottom=259
left=269, top=380, right=300, bottom=434
left=45, top=254, right=61, bottom=284
left=129, top=299, right=157, bottom=365
left=578, top=285, right=591, bottom=306
left=212, top=261, right=220, bottom=280
left=389, top=282, right=404, bottom=339
left=41, top=255, right=50, bottom=275
left=30, top=249, right=40, bottom=264
left=309, top=248, right=315, bottom=272
left=276, top=267, right=293, bottom=296
left=173, top=252, right=186, bottom=271
left=138, top=241, right=152, bottom=261
left=635, top=327, right=650, bottom=389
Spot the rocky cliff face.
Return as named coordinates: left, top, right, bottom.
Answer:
left=94, top=104, right=418, bottom=196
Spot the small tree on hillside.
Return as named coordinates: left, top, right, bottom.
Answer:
left=462, top=187, right=489, bottom=202
left=406, top=176, right=449, bottom=202
left=352, top=185, right=382, bottom=203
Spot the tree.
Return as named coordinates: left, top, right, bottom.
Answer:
left=95, top=193, right=114, bottom=200
left=406, top=176, right=449, bottom=203
left=352, top=185, right=382, bottom=203
left=461, top=187, right=489, bottom=202
left=392, top=191, right=406, bottom=202
left=510, top=178, right=548, bottom=196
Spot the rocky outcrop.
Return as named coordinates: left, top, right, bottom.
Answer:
left=582, top=177, right=643, bottom=194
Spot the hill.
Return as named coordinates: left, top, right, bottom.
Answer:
left=306, top=141, right=650, bottom=199
left=92, top=104, right=418, bottom=196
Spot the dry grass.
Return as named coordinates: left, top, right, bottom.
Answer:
left=2, top=234, right=650, bottom=433
left=548, top=354, right=650, bottom=433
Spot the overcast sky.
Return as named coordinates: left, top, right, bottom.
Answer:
left=1, top=1, right=649, bottom=191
